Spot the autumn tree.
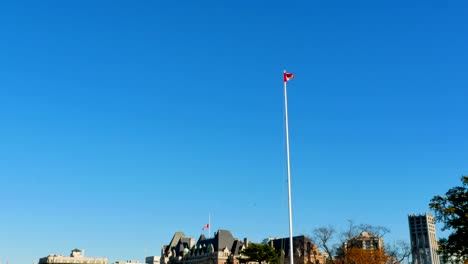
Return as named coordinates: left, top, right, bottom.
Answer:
left=429, top=176, right=468, bottom=263
left=239, top=243, right=280, bottom=264
left=312, top=222, right=402, bottom=264
left=344, top=248, right=389, bottom=264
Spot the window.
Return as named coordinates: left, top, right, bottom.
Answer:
left=365, top=241, right=371, bottom=249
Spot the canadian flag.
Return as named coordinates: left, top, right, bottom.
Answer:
left=284, top=72, right=294, bottom=82
left=202, top=223, right=210, bottom=230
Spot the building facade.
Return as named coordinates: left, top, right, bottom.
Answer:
left=145, top=256, right=161, bottom=264
left=408, top=213, right=441, bottom=264
left=114, top=261, right=145, bottom=264
left=161, top=230, right=245, bottom=264
left=267, top=236, right=326, bottom=264
left=344, top=231, right=384, bottom=251
left=39, top=249, right=108, bottom=264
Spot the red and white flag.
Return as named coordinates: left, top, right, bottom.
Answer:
left=284, top=72, right=294, bottom=82
left=202, top=223, right=210, bottom=230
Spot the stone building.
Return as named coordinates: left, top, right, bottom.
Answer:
left=161, top=230, right=245, bottom=264
left=39, top=249, right=108, bottom=264
left=267, top=236, right=326, bottom=264
left=408, top=213, right=441, bottom=264
left=344, top=231, right=384, bottom=250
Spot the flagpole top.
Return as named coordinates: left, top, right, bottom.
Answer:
left=283, top=70, right=286, bottom=73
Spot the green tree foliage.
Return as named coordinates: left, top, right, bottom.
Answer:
left=239, top=243, right=279, bottom=264
left=429, top=176, right=468, bottom=262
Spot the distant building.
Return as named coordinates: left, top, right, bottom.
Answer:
left=267, top=235, right=326, bottom=264
left=161, top=229, right=245, bottom=264
left=39, top=249, right=108, bottom=264
left=344, top=231, right=384, bottom=250
left=114, top=261, right=145, bottom=264
left=408, top=213, right=441, bottom=264
left=145, top=256, right=160, bottom=264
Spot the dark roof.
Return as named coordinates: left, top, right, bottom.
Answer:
left=175, top=237, right=193, bottom=253
left=164, top=229, right=245, bottom=258
left=197, top=234, right=206, bottom=243
left=232, top=240, right=242, bottom=255
left=196, top=229, right=243, bottom=254
left=163, top=232, right=186, bottom=256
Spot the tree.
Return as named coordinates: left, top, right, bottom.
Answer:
left=429, top=176, right=468, bottom=263
left=385, top=240, right=410, bottom=264
left=340, top=220, right=390, bottom=245
left=239, top=243, right=279, bottom=264
left=344, top=248, right=389, bottom=264
left=340, top=220, right=360, bottom=244
left=311, top=226, right=336, bottom=264
left=356, top=224, right=390, bottom=238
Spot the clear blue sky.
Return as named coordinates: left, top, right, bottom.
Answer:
left=1, top=0, right=467, bottom=263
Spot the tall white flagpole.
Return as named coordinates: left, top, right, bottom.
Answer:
left=283, top=70, right=294, bottom=264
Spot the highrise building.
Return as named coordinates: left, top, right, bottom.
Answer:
left=408, top=213, right=440, bottom=264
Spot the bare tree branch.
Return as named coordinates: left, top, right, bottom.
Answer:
left=311, top=226, right=336, bottom=264
left=385, top=240, right=410, bottom=264
left=340, top=220, right=360, bottom=243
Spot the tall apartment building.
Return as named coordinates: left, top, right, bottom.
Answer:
left=408, top=213, right=440, bottom=264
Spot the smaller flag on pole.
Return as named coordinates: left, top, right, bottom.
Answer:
left=202, top=223, right=210, bottom=230
left=284, top=71, right=294, bottom=82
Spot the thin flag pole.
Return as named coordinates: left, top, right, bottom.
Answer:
left=208, top=213, right=211, bottom=238
left=283, top=70, right=294, bottom=264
